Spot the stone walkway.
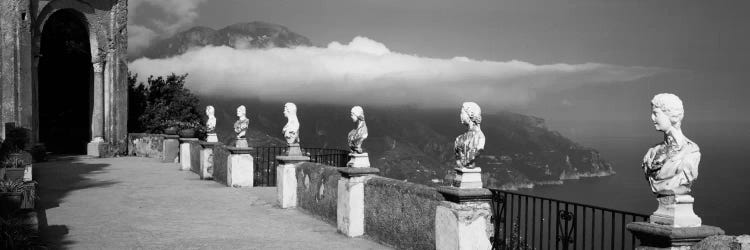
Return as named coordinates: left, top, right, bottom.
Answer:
left=36, top=156, right=389, bottom=249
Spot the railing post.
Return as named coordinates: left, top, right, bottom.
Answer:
left=275, top=145, right=309, bottom=208
left=227, top=147, right=254, bottom=187
left=627, top=194, right=725, bottom=249
left=178, top=138, right=199, bottom=171
left=435, top=182, right=493, bottom=250
left=198, top=141, right=220, bottom=180
left=162, top=135, right=180, bottom=163
left=336, top=166, right=379, bottom=237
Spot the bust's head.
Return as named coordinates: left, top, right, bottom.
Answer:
left=284, top=103, right=297, bottom=118
left=237, top=105, right=246, bottom=118
left=460, top=102, right=482, bottom=127
left=350, top=106, right=364, bottom=122
left=206, top=105, right=215, bottom=116
left=651, top=93, right=684, bottom=131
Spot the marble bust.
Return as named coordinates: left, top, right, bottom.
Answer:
left=347, top=106, right=368, bottom=154
left=454, top=102, right=485, bottom=169
left=282, top=102, right=300, bottom=145
left=234, top=105, right=249, bottom=139
left=642, top=93, right=701, bottom=195
left=205, top=105, right=216, bottom=133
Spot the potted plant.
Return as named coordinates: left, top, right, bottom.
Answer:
left=1, top=158, right=30, bottom=181
left=0, top=215, right=44, bottom=249
left=177, top=121, right=202, bottom=138
left=0, top=179, right=34, bottom=217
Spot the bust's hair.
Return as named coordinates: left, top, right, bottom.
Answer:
left=651, top=93, right=684, bottom=127
left=284, top=102, right=297, bottom=115
left=206, top=105, right=214, bottom=114
left=351, top=106, right=365, bottom=121
left=237, top=105, right=246, bottom=115
left=462, top=102, right=482, bottom=125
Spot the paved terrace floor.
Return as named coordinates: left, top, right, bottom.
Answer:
left=35, top=156, right=389, bottom=249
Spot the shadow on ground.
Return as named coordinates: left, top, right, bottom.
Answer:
left=34, top=156, right=116, bottom=249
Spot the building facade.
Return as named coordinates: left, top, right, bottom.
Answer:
left=0, top=0, right=128, bottom=156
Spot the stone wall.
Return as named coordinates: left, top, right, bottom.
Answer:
left=296, top=162, right=341, bottom=225
left=127, top=133, right=164, bottom=159
left=693, top=235, right=750, bottom=250
left=364, top=176, right=445, bottom=250
left=212, top=145, right=230, bottom=185
left=189, top=141, right=201, bottom=174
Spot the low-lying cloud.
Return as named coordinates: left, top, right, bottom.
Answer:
left=129, top=36, right=663, bottom=110
left=128, top=0, right=205, bottom=55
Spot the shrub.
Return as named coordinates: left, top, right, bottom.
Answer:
left=127, top=72, right=204, bottom=134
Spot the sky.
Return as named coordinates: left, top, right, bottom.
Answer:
left=127, top=0, right=750, bottom=135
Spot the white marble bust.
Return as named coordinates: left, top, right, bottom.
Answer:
left=347, top=106, right=368, bottom=154
left=282, top=102, right=300, bottom=145
left=234, top=105, right=249, bottom=139
left=454, top=102, right=485, bottom=169
left=642, top=93, right=701, bottom=195
left=205, top=105, right=216, bottom=133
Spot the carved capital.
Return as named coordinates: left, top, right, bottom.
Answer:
left=92, top=62, right=104, bottom=73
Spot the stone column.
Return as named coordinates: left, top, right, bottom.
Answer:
left=336, top=167, right=379, bottom=237
left=179, top=138, right=198, bottom=171
left=198, top=141, right=220, bottom=180
left=87, top=61, right=105, bottom=157
left=162, top=135, right=179, bottom=163
left=227, top=147, right=254, bottom=187
left=275, top=154, right=309, bottom=208
left=435, top=173, right=493, bottom=250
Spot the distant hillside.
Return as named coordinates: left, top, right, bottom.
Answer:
left=201, top=97, right=615, bottom=190
left=135, top=21, right=312, bottom=59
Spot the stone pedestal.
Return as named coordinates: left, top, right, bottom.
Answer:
left=227, top=147, right=254, bottom=187
left=178, top=138, right=198, bottom=171
left=199, top=142, right=220, bottom=180
left=337, top=167, right=380, bottom=237
left=435, top=186, right=493, bottom=250
left=162, top=135, right=180, bottom=163
left=451, top=167, right=483, bottom=189
left=206, top=133, right=218, bottom=143
left=86, top=138, right=105, bottom=157
left=276, top=155, right=310, bottom=208
left=627, top=222, right=724, bottom=250
left=650, top=194, right=702, bottom=228
left=286, top=143, right=303, bottom=156
left=346, top=153, right=370, bottom=168
left=235, top=138, right=248, bottom=148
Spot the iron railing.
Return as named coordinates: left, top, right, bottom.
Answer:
left=490, top=189, right=648, bottom=250
left=251, top=146, right=349, bottom=186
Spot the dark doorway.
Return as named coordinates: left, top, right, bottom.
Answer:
left=38, top=9, right=93, bottom=154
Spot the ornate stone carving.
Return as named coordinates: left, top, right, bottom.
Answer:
left=282, top=103, right=300, bottom=145
left=347, top=106, right=368, bottom=154
left=206, top=106, right=216, bottom=133
left=642, top=93, right=700, bottom=195
left=205, top=105, right=218, bottom=143
left=641, top=93, right=702, bottom=227
left=234, top=105, right=250, bottom=147
left=234, top=105, right=249, bottom=139
left=454, top=102, right=485, bottom=169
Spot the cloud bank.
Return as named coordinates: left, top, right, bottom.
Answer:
left=129, top=37, right=663, bottom=110
left=127, top=0, right=206, bottom=55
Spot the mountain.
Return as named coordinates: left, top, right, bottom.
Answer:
left=136, top=21, right=312, bottom=59
left=202, top=98, right=615, bottom=190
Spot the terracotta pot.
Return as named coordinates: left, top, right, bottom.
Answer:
left=178, top=128, right=196, bottom=138
left=0, top=192, right=23, bottom=217
left=3, top=168, right=24, bottom=181
left=164, top=126, right=178, bottom=135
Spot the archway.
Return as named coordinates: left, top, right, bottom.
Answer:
left=37, top=9, right=93, bottom=154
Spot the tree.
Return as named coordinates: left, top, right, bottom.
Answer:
left=127, top=72, right=203, bottom=133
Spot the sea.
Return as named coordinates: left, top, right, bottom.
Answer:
left=516, top=120, right=750, bottom=234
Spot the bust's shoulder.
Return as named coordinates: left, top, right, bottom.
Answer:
left=683, top=139, right=700, bottom=153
